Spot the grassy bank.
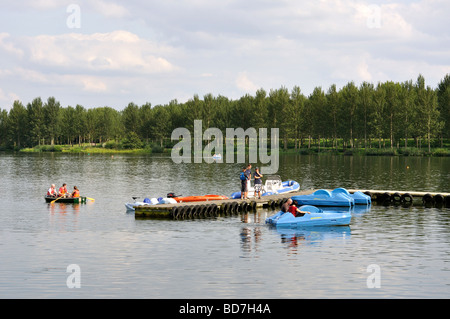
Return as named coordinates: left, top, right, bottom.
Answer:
left=18, top=144, right=450, bottom=157
left=19, top=144, right=166, bottom=154
left=296, top=147, right=450, bottom=157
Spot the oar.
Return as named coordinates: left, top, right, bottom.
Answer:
left=85, top=197, right=95, bottom=201
left=50, top=195, right=64, bottom=204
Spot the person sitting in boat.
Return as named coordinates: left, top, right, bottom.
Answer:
left=58, top=183, right=69, bottom=197
left=281, top=199, right=310, bottom=217
left=71, top=186, right=80, bottom=198
left=289, top=201, right=310, bottom=217
left=47, top=184, right=57, bottom=197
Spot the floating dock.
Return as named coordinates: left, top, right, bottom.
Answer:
left=134, top=189, right=450, bottom=219
left=134, top=189, right=315, bottom=218
left=347, top=189, right=450, bottom=207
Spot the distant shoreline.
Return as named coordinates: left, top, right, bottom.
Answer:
left=14, top=144, right=450, bottom=157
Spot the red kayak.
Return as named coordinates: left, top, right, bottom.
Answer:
left=172, top=194, right=229, bottom=203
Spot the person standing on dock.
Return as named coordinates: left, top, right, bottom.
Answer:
left=244, top=164, right=252, bottom=199
left=240, top=167, right=248, bottom=199
left=254, top=167, right=263, bottom=199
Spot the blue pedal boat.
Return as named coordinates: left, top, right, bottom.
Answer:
left=265, top=205, right=352, bottom=228
left=332, top=188, right=371, bottom=205
left=291, top=189, right=355, bottom=207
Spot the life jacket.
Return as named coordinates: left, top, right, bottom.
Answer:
left=47, top=188, right=56, bottom=196
left=72, top=190, right=80, bottom=198
left=59, top=187, right=67, bottom=194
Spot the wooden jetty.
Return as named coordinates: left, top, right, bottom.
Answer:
left=134, top=188, right=450, bottom=219
left=134, top=189, right=316, bottom=218
left=347, top=189, right=450, bottom=206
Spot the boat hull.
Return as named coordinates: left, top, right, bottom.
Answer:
left=125, top=194, right=228, bottom=211
left=292, top=189, right=354, bottom=207
left=231, top=180, right=299, bottom=199
left=45, top=196, right=86, bottom=204
left=265, top=205, right=351, bottom=227
left=173, top=195, right=229, bottom=203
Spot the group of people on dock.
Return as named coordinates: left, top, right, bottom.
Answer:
left=240, top=164, right=263, bottom=200
left=47, top=183, right=80, bottom=198
left=240, top=164, right=308, bottom=217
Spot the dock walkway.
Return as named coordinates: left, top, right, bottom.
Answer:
left=134, top=188, right=450, bottom=218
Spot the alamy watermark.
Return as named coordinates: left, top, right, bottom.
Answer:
left=66, top=4, right=81, bottom=29
left=66, top=264, right=81, bottom=288
left=366, top=264, right=381, bottom=288
left=366, top=4, right=381, bottom=29
left=171, top=120, right=279, bottom=174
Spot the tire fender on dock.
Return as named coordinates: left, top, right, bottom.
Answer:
left=400, top=193, right=413, bottom=204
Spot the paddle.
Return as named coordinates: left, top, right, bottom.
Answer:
left=50, top=195, right=64, bottom=204
left=85, top=197, right=95, bottom=201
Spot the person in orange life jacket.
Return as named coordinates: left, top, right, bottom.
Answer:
left=72, top=186, right=80, bottom=198
left=47, top=184, right=57, bottom=197
left=58, top=183, right=68, bottom=197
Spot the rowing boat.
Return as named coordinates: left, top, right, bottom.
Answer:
left=45, top=196, right=86, bottom=204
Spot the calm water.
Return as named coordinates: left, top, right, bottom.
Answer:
left=0, top=152, right=449, bottom=299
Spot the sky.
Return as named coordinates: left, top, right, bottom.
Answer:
left=0, top=0, right=449, bottom=111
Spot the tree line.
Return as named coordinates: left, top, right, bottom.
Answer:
left=1, top=74, right=449, bottom=152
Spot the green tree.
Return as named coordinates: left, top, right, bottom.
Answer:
left=60, top=106, right=77, bottom=144
left=122, top=102, right=141, bottom=135
left=308, top=86, right=327, bottom=149
left=26, top=97, right=45, bottom=146
left=268, top=87, right=290, bottom=149
left=290, top=86, right=305, bottom=149
left=339, top=82, right=359, bottom=148
left=8, top=100, right=28, bottom=148
left=372, top=83, right=386, bottom=148
left=358, top=82, right=375, bottom=148
left=0, top=108, right=8, bottom=147
left=73, top=104, right=87, bottom=145
left=325, top=84, right=340, bottom=149
left=398, top=80, right=416, bottom=148
left=437, top=74, right=450, bottom=144
left=43, top=97, right=61, bottom=145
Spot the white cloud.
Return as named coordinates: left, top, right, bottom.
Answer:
left=235, top=72, right=259, bottom=93
left=0, top=0, right=449, bottom=109
left=22, top=31, right=176, bottom=74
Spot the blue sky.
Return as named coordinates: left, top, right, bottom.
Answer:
left=0, top=0, right=449, bottom=110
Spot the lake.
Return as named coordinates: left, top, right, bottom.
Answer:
left=0, top=152, right=449, bottom=299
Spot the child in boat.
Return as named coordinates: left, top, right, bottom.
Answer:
left=72, top=186, right=80, bottom=198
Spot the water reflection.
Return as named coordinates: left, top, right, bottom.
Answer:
left=273, top=226, right=351, bottom=253
left=239, top=226, right=263, bottom=257
left=1, top=153, right=450, bottom=298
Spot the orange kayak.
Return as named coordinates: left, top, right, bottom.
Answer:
left=173, top=195, right=229, bottom=203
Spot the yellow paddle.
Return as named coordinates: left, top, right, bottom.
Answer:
left=86, top=197, right=95, bottom=201
left=50, top=195, right=64, bottom=204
